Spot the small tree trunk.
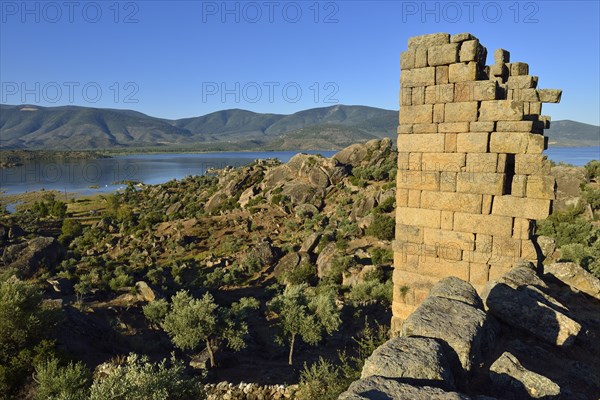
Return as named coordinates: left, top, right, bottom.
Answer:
left=206, top=339, right=215, bottom=368
left=288, top=333, right=296, bottom=366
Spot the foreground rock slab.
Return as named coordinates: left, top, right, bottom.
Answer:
left=339, top=376, right=471, bottom=400
left=361, top=337, right=456, bottom=391
left=489, top=351, right=561, bottom=399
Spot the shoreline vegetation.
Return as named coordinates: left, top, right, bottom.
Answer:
left=0, top=150, right=109, bottom=169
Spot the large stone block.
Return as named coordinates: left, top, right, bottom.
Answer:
left=421, top=152, right=465, bottom=172
left=479, top=100, right=524, bottom=121
left=459, top=39, right=486, bottom=64
left=425, top=84, right=454, bottom=103
left=538, top=89, right=562, bottom=103
left=423, top=227, right=475, bottom=250
left=421, top=191, right=482, bottom=214
left=457, top=172, right=505, bottom=195
left=469, top=121, right=495, bottom=132
left=401, top=67, right=436, bottom=87
left=489, top=132, right=529, bottom=153
left=400, top=49, right=416, bottom=70
left=514, top=154, right=551, bottom=175
left=397, top=170, right=440, bottom=191
left=427, top=43, right=459, bottom=66
left=436, top=65, right=449, bottom=84
left=465, top=153, right=498, bottom=173
left=526, top=175, right=555, bottom=200
left=507, top=75, right=537, bottom=89
left=527, top=134, right=546, bottom=153
left=397, top=134, right=444, bottom=152
left=400, top=104, right=433, bottom=124
left=496, top=120, right=534, bottom=132
left=492, top=196, right=551, bottom=220
left=454, top=81, right=497, bottom=102
left=444, top=101, right=478, bottom=122
left=408, top=33, right=451, bottom=48
left=395, top=224, right=423, bottom=243
left=494, top=48, right=510, bottom=64
left=438, top=122, right=469, bottom=133
left=396, top=206, right=441, bottom=228
left=456, top=132, right=488, bottom=152
left=454, top=212, right=513, bottom=236
left=449, top=62, right=478, bottom=82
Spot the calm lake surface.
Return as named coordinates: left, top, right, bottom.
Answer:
left=0, top=151, right=337, bottom=196
left=1, top=147, right=598, bottom=196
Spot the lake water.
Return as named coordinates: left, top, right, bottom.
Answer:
left=0, top=151, right=337, bottom=196
left=0, top=147, right=597, bottom=196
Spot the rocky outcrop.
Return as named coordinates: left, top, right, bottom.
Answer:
left=401, top=278, right=495, bottom=373
left=135, top=281, right=156, bottom=302
left=205, top=382, right=298, bottom=400
left=544, top=262, right=600, bottom=300
left=333, top=137, right=392, bottom=168
left=339, top=376, right=470, bottom=400
left=316, top=243, right=339, bottom=278
left=2, top=236, right=65, bottom=278
left=345, top=264, right=600, bottom=399
left=489, top=352, right=561, bottom=399
left=551, top=165, right=587, bottom=212
left=482, top=265, right=581, bottom=347
left=361, top=337, right=456, bottom=391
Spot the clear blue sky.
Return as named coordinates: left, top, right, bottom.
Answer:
left=1, top=1, right=599, bottom=125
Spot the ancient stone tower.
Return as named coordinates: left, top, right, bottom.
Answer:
left=392, top=33, right=561, bottom=330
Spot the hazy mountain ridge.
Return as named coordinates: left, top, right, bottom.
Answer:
left=0, top=104, right=596, bottom=150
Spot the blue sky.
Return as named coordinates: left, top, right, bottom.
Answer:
left=1, top=0, right=599, bottom=125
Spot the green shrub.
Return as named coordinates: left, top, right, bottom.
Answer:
left=89, top=354, right=204, bottom=400
left=365, top=214, right=395, bottom=241
left=297, top=321, right=388, bottom=400
left=142, top=299, right=169, bottom=329
left=59, top=219, right=84, bottom=244
left=347, top=279, right=393, bottom=305
left=34, top=357, right=91, bottom=400
left=281, top=261, right=316, bottom=285
left=584, top=160, right=600, bottom=181
left=370, top=248, right=393, bottom=266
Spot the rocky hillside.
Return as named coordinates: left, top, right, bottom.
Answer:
left=0, top=139, right=398, bottom=399
left=341, top=263, right=600, bottom=399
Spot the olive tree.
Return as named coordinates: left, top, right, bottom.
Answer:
left=268, top=284, right=341, bottom=365
left=161, top=291, right=258, bottom=368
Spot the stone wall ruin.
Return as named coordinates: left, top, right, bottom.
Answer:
left=392, top=32, right=562, bottom=331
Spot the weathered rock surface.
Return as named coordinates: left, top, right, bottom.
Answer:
left=429, top=276, right=484, bottom=309
left=401, top=281, right=493, bottom=373
left=361, top=337, right=456, bottom=391
left=316, top=242, right=339, bottom=278
left=339, top=376, right=471, bottom=400
left=483, top=269, right=582, bottom=347
left=489, top=352, right=561, bottom=399
left=135, top=281, right=156, bottom=302
left=2, top=236, right=65, bottom=278
left=551, top=165, right=587, bottom=212
left=544, top=262, right=600, bottom=300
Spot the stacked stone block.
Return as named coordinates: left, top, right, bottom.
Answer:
left=392, top=32, right=561, bottom=331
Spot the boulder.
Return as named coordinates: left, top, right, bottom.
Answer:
left=484, top=282, right=581, bottom=347
left=551, top=166, right=586, bottom=212
left=544, top=262, right=600, bottom=300
left=165, top=201, right=182, bottom=216
left=537, top=236, right=556, bottom=260
left=295, top=203, right=319, bottom=218
left=299, top=232, right=321, bottom=254
left=135, top=281, right=156, bottom=302
left=316, top=243, right=338, bottom=278
left=429, top=276, right=484, bottom=309
left=246, top=239, right=278, bottom=267
left=238, top=186, right=257, bottom=208
left=361, top=337, right=456, bottom=391
left=339, top=376, right=471, bottom=400
left=489, top=352, right=561, bottom=399
left=342, top=265, right=379, bottom=287
left=205, top=192, right=228, bottom=213
left=273, top=252, right=301, bottom=278
left=401, top=282, right=494, bottom=373
left=351, top=196, right=377, bottom=219
left=281, top=182, right=325, bottom=208
left=2, top=237, right=65, bottom=278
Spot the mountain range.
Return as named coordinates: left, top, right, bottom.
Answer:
left=0, top=104, right=597, bottom=150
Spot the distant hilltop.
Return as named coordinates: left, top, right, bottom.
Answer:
left=0, top=104, right=597, bottom=150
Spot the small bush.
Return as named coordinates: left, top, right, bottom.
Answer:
left=34, top=357, right=91, bottom=400
left=366, top=214, right=395, bottom=241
